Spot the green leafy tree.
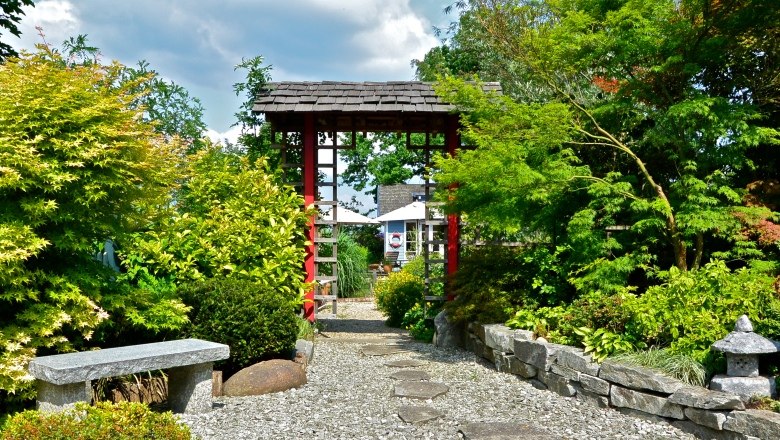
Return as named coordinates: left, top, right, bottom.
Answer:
left=0, top=47, right=183, bottom=398
left=122, top=143, right=313, bottom=299
left=0, top=0, right=33, bottom=61
left=435, top=0, right=779, bottom=273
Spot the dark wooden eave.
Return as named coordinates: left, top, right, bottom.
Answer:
left=253, top=81, right=502, bottom=133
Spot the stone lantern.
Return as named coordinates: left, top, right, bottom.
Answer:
left=709, top=315, right=778, bottom=400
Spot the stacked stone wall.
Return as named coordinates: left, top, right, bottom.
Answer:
left=464, top=323, right=780, bottom=440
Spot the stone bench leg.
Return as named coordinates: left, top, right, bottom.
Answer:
left=36, top=380, right=91, bottom=412
left=168, top=362, right=214, bottom=414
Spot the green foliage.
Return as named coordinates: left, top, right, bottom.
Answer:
left=626, top=260, right=780, bottom=363
left=337, top=233, right=370, bottom=298
left=573, top=326, right=641, bottom=363
left=0, top=0, right=34, bottom=61
left=0, top=47, right=182, bottom=397
left=611, top=348, right=707, bottom=387
left=374, top=271, right=425, bottom=327
left=183, top=278, right=299, bottom=375
left=122, top=144, right=312, bottom=300
left=0, top=402, right=191, bottom=440
left=296, top=316, right=315, bottom=341
left=401, top=303, right=441, bottom=343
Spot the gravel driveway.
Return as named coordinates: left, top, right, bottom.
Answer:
left=180, top=301, right=696, bottom=439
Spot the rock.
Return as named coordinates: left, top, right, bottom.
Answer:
left=505, top=357, right=538, bottom=378
left=556, top=349, right=600, bottom=376
left=712, top=316, right=777, bottom=355
left=579, top=373, right=610, bottom=396
left=433, top=310, right=463, bottom=349
left=360, top=344, right=408, bottom=356
left=385, top=359, right=427, bottom=368
left=528, top=379, right=547, bottom=390
left=397, top=405, right=444, bottom=424
left=710, top=375, right=777, bottom=400
left=513, top=329, right=535, bottom=342
left=684, top=407, right=728, bottom=430
left=458, top=422, right=556, bottom=439
left=514, top=339, right=570, bottom=371
left=294, top=339, right=314, bottom=364
left=610, top=386, right=685, bottom=420
left=483, top=324, right=518, bottom=353
left=389, top=370, right=430, bottom=381
left=475, top=323, right=487, bottom=343
left=672, top=420, right=745, bottom=440
left=538, top=371, right=577, bottom=397
left=483, top=346, right=496, bottom=363
left=222, top=360, right=306, bottom=397
left=599, top=360, right=685, bottom=394
left=723, top=409, right=780, bottom=439
left=393, top=381, right=449, bottom=400
left=550, top=363, right=581, bottom=382
left=473, top=338, right=486, bottom=358
left=573, top=385, right=610, bottom=408
left=668, top=386, right=745, bottom=410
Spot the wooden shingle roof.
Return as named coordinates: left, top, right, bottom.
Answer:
left=253, top=81, right=501, bottom=133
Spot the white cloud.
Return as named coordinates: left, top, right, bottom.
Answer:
left=206, top=125, right=243, bottom=146
left=13, top=0, right=79, bottom=51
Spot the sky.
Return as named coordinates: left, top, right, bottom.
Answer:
left=10, top=0, right=450, bottom=142
left=10, top=0, right=452, bottom=211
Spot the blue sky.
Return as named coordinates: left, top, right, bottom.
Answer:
left=11, top=0, right=451, bottom=142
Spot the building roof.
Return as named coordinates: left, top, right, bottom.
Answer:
left=377, top=184, right=425, bottom=216
left=375, top=201, right=426, bottom=222
left=252, top=81, right=501, bottom=132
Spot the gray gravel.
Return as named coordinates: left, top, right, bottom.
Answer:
left=180, top=301, right=697, bottom=439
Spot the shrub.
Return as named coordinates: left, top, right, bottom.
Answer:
left=375, top=271, right=424, bottom=327
left=0, top=402, right=191, bottom=440
left=402, top=302, right=441, bottom=342
left=183, top=278, right=299, bottom=375
left=0, top=47, right=182, bottom=400
left=625, top=260, right=780, bottom=364
left=337, top=234, right=370, bottom=298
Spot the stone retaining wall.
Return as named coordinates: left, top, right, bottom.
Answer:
left=464, top=323, right=780, bottom=440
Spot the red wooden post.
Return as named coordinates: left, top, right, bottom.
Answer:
left=303, top=113, right=316, bottom=321
left=445, top=114, right=460, bottom=300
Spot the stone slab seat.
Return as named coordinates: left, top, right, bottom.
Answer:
left=28, top=338, right=229, bottom=414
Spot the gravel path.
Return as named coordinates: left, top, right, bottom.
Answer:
left=180, top=301, right=697, bottom=439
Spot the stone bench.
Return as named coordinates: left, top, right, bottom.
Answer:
left=28, top=338, right=229, bottom=414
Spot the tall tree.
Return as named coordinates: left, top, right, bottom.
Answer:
left=0, top=0, right=33, bottom=61
left=434, top=0, right=779, bottom=272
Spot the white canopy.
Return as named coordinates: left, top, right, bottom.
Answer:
left=374, top=201, right=426, bottom=222
left=322, top=206, right=378, bottom=224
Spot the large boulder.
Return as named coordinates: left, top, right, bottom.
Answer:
left=433, top=310, right=463, bottom=349
left=223, top=359, right=306, bottom=397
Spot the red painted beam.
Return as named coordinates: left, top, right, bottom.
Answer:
left=303, top=113, right=316, bottom=321
left=445, top=114, right=460, bottom=301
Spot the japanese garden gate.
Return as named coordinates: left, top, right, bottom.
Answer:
left=253, top=81, right=501, bottom=320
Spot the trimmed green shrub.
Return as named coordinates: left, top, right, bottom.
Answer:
left=0, top=402, right=191, bottom=440
left=375, top=271, right=424, bottom=327
left=183, top=278, right=298, bottom=375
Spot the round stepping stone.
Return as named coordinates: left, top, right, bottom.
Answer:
left=385, top=359, right=427, bottom=368
left=389, top=370, right=430, bottom=381
left=394, top=381, right=449, bottom=400
left=397, top=405, right=444, bottom=424
left=458, top=422, right=556, bottom=439
left=360, top=344, right=408, bottom=356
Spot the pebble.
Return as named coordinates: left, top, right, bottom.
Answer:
left=179, top=302, right=696, bottom=439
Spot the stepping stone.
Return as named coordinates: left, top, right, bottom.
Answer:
left=385, top=359, right=427, bottom=368
left=360, top=344, right=408, bottom=356
left=458, top=422, right=558, bottom=439
left=389, top=370, right=430, bottom=381
left=397, top=405, right=444, bottom=424
left=394, top=381, right=449, bottom=400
